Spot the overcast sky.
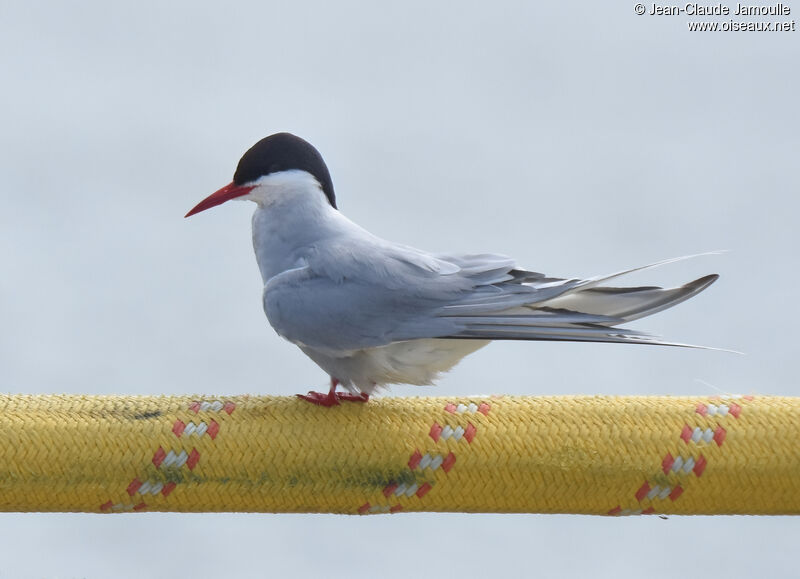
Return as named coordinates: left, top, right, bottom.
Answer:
left=1, top=1, right=798, bottom=577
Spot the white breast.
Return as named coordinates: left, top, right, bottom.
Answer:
left=299, top=339, right=490, bottom=394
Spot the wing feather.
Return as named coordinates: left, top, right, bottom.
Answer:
left=269, top=238, right=720, bottom=352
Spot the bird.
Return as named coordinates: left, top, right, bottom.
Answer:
left=185, top=132, right=719, bottom=407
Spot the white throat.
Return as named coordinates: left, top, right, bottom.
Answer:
left=247, top=170, right=339, bottom=283
left=243, top=170, right=328, bottom=208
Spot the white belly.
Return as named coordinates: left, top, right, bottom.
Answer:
left=299, top=338, right=490, bottom=394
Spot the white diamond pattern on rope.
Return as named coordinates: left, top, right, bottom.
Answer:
left=163, top=450, right=188, bottom=468
left=183, top=422, right=208, bottom=436
left=693, top=427, right=714, bottom=443
left=441, top=425, right=464, bottom=441
left=188, top=400, right=236, bottom=415
left=444, top=401, right=491, bottom=416
left=137, top=480, right=164, bottom=495
left=419, top=454, right=443, bottom=470
left=672, top=455, right=694, bottom=474
left=646, top=485, right=673, bottom=500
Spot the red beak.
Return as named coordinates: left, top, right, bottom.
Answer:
left=184, top=182, right=256, bottom=218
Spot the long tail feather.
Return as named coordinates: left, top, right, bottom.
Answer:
left=441, top=253, right=723, bottom=350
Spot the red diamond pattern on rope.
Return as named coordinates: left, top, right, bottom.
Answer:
left=99, top=399, right=235, bottom=513
left=607, top=396, right=753, bottom=516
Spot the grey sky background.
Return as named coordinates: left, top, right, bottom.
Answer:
left=1, top=1, right=798, bottom=577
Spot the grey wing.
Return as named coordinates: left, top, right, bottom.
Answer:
left=264, top=248, right=719, bottom=352
left=263, top=249, right=517, bottom=352
left=262, top=264, right=458, bottom=353
left=394, top=253, right=720, bottom=348
left=262, top=237, right=473, bottom=352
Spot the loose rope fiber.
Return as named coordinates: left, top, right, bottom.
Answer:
left=0, top=394, right=798, bottom=515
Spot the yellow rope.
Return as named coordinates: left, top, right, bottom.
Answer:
left=0, top=394, right=797, bottom=515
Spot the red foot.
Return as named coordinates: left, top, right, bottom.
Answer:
left=296, top=390, right=340, bottom=407
left=296, top=378, right=370, bottom=407
left=337, top=392, right=370, bottom=403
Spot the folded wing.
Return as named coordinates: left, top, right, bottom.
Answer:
left=396, top=254, right=719, bottom=348
left=274, top=243, right=720, bottom=351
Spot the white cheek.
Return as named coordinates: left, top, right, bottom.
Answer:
left=246, top=170, right=324, bottom=207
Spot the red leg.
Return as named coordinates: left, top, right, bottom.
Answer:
left=336, top=379, right=371, bottom=403
left=296, top=377, right=340, bottom=407
left=297, top=378, right=370, bottom=406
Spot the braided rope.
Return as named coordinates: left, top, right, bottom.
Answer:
left=0, top=394, right=797, bottom=515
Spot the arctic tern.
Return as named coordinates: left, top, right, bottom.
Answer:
left=186, top=133, right=718, bottom=406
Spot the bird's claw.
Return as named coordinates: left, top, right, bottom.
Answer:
left=336, top=392, right=370, bottom=403
left=296, top=390, right=369, bottom=407
left=296, top=391, right=339, bottom=407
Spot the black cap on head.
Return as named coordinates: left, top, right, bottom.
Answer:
left=232, top=133, right=337, bottom=208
